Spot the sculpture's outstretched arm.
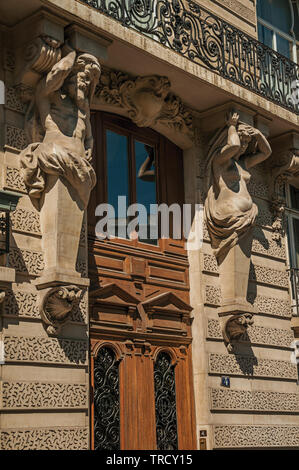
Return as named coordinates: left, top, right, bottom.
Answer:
left=245, top=129, right=272, bottom=169
left=215, top=113, right=241, bottom=165
left=138, top=146, right=155, bottom=182
left=43, top=50, right=77, bottom=96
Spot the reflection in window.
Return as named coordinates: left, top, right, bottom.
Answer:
left=257, top=0, right=292, bottom=35
left=256, top=0, right=298, bottom=61
left=258, top=22, right=273, bottom=49
left=106, top=130, right=129, bottom=238
left=94, top=347, right=120, bottom=450
left=154, top=352, right=178, bottom=450
left=136, top=141, right=157, bottom=244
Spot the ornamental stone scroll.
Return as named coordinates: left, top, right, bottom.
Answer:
left=203, top=106, right=272, bottom=349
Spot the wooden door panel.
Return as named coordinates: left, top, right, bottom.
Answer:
left=89, top=112, right=196, bottom=450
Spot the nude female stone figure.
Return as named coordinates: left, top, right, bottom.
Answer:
left=205, top=112, right=272, bottom=265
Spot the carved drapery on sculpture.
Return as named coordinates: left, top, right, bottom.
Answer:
left=20, top=142, right=96, bottom=210
left=19, top=47, right=99, bottom=210
left=94, top=68, right=193, bottom=140
left=204, top=114, right=271, bottom=263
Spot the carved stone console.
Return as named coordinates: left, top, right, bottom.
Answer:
left=221, top=312, right=254, bottom=352
left=202, top=103, right=272, bottom=350
left=94, top=67, right=194, bottom=149
left=39, top=284, right=82, bottom=335
left=12, top=11, right=111, bottom=333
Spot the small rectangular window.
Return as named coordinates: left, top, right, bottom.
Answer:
left=135, top=141, right=158, bottom=245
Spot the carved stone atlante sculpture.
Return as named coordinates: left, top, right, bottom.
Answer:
left=19, top=46, right=100, bottom=284
left=20, top=48, right=99, bottom=210
left=204, top=113, right=271, bottom=347
left=16, top=41, right=101, bottom=333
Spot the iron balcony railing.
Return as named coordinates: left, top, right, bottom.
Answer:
left=80, top=0, right=299, bottom=114
left=289, top=268, right=299, bottom=315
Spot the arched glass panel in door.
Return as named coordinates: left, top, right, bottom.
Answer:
left=93, top=346, right=120, bottom=450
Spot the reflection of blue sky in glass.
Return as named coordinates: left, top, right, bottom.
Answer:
left=106, top=130, right=129, bottom=217
left=135, top=141, right=157, bottom=244
left=135, top=141, right=157, bottom=213
left=257, top=0, right=292, bottom=35
left=258, top=23, right=273, bottom=49
left=277, top=36, right=290, bottom=59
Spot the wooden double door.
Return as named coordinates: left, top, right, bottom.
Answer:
left=88, top=112, right=196, bottom=450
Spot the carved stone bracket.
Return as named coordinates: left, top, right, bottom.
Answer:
left=221, top=313, right=254, bottom=353
left=94, top=68, right=194, bottom=147
left=39, top=284, right=82, bottom=335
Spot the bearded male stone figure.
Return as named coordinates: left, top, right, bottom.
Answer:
left=20, top=47, right=100, bottom=209
left=19, top=47, right=101, bottom=281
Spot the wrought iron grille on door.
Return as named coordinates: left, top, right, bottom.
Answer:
left=154, top=351, right=178, bottom=450
left=93, top=347, right=120, bottom=450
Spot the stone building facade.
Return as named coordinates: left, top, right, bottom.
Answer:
left=0, top=0, right=299, bottom=450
